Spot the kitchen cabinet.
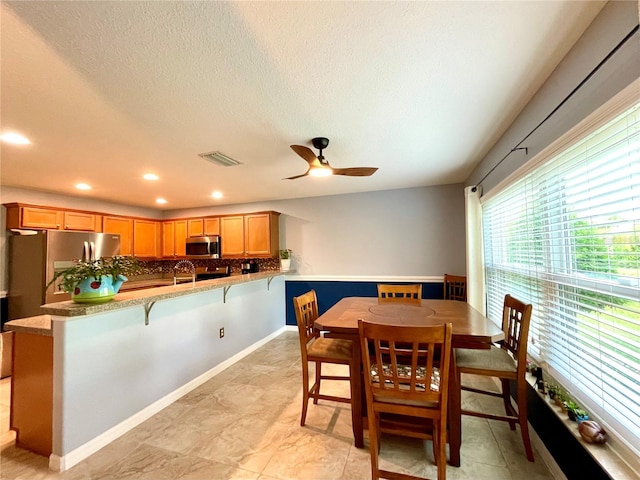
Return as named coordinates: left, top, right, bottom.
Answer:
left=10, top=331, right=53, bottom=456
left=103, top=216, right=133, bottom=255
left=204, top=217, right=220, bottom=235
left=133, top=219, right=161, bottom=258
left=63, top=211, right=101, bottom=231
left=19, top=206, right=62, bottom=229
left=187, top=219, right=203, bottom=238
left=220, top=216, right=245, bottom=256
left=220, top=212, right=280, bottom=257
left=4, top=204, right=100, bottom=232
left=245, top=213, right=280, bottom=256
left=162, top=220, right=187, bottom=257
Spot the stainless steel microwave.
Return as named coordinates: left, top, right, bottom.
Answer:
left=186, top=236, right=221, bottom=258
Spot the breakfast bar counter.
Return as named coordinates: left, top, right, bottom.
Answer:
left=41, top=270, right=286, bottom=317
left=11, top=271, right=288, bottom=472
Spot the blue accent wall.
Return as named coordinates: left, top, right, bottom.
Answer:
left=285, top=281, right=443, bottom=326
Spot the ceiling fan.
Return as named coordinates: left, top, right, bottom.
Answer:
left=284, top=137, right=378, bottom=180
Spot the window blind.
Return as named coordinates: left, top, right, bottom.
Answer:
left=482, top=102, right=640, bottom=453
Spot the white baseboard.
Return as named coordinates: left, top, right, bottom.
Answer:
left=49, top=326, right=289, bottom=472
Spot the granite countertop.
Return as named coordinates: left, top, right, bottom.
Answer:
left=40, top=270, right=289, bottom=318
left=4, top=315, right=52, bottom=336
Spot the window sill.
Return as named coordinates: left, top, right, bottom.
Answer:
left=526, top=373, right=639, bottom=479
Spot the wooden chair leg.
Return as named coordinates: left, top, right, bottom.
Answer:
left=300, top=361, right=310, bottom=426
left=368, top=411, right=380, bottom=480
left=436, top=422, right=447, bottom=480
left=448, top=362, right=461, bottom=467
left=517, top=380, right=534, bottom=462
left=313, top=361, right=321, bottom=404
left=501, top=379, right=517, bottom=430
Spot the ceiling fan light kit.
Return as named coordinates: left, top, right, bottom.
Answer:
left=285, top=137, right=378, bottom=180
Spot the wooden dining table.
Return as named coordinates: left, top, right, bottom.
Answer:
left=314, top=297, right=504, bottom=467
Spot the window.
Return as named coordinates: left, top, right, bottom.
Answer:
left=482, top=102, right=640, bottom=453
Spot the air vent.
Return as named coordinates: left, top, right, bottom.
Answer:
left=199, top=151, right=242, bottom=167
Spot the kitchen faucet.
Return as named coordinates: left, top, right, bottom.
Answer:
left=173, top=259, right=196, bottom=286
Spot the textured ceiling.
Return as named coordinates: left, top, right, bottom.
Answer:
left=0, top=1, right=606, bottom=210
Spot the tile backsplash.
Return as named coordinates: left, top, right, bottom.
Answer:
left=134, top=258, right=281, bottom=276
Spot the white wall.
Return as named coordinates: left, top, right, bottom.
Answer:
left=52, top=277, right=285, bottom=457
left=168, top=184, right=467, bottom=277
left=466, top=0, right=640, bottom=194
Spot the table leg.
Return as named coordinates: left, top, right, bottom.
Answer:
left=351, top=336, right=364, bottom=448
left=448, top=351, right=461, bottom=466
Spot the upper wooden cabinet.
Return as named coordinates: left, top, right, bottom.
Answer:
left=103, top=216, right=133, bottom=256
left=17, top=206, right=63, bottom=230
left=4, top=203, right=279, bottom=259
left=204, top=218, right=220, bottom=236
left=245, top=213, right=280, bottom=256
left=187, top=219, right=203, bottom=238
left=5, top=204, right=101, bottom=232
left=162, top=220, right=187, bottom=257
left=63, top=211, right=101, bottom=232
left=133, top=220, right=161, bottom=258
left=220, top=212, right=280, bottom=257
left=220, top=216, right=245, bottom=256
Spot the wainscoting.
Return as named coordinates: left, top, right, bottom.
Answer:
left=284, top=279, right=443, bottom=326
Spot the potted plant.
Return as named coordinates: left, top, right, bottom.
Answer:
left=574, top=408, right=589, bottom=423
left=279, top=248, right=292, bottom=272
left=564, top=400, right=579, bottom=420
left=547, top=384, right=558, bottom=401
left=47, top=256, right=143, bottom=304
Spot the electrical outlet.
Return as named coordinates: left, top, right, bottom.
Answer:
left=219, top=327, right=224, bottom=338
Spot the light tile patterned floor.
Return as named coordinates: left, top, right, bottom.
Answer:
left=0, top=331, right=556, bottom=479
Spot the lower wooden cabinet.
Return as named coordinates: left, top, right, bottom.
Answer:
left=133, top=220, right=161, bottom=257
left=10, top=332, right=53, bottom=456
left=103, top=216, right=133, bottom=255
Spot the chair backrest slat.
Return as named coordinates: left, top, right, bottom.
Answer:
left=359, top=321, right=453, bottom=406
left=443, top=274, right=467, bottom=302
left=293, top=290, right=320, bottom=362
left=377, top=284, right=422, bottom=305
left=501, top=294, right=533, bottom=373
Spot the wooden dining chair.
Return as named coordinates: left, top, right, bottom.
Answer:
left=293, top=290, right=359, bottom=431
left=455, top=294, right=534, bottom=461
left=377, top=284, right=422, bottom=305
left=443, top=274, right=467, bottom=302
left=359, top=320, right=453, bottom=480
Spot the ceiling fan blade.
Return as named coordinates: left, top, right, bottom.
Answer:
left=290, top=145, right=321, bottom=166
left=283, top=171, right=310, bottom=180
left=332, top=167, right=378, bottom=177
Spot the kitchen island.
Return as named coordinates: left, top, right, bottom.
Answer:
left=5, top=271, right=288, bottom=471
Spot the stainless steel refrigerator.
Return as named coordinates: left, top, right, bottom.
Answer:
left=8, top=230, right=121, bottom=320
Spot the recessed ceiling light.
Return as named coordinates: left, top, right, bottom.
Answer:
left=75, top=183, right=91, bottom=190
left=156, top=198, right=167, bottom=204
left=1, top=132, right=30, bottom=145
left=211, top=191, right=223, bottom=199
left=143, top=173, right=159, bottom=181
